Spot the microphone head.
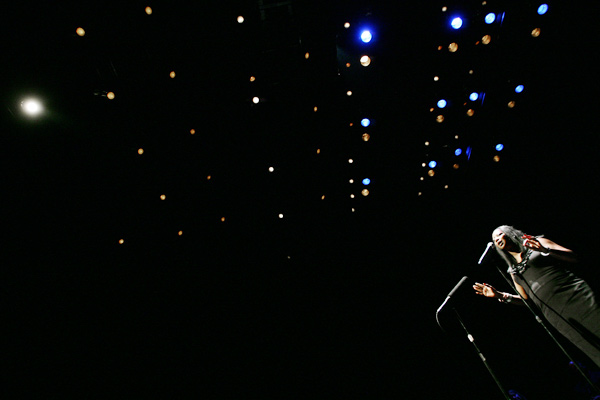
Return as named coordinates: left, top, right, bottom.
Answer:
left=478, top=242, right=495, bottom=265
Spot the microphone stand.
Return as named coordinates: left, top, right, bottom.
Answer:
left=437, top=276, right=512, bottom=400
left=453, top=307, right=512, bottom=400
left=493, top=262, right=600, bottom=394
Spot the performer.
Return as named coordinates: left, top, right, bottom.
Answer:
left=473, top=225, right=600, bottom=368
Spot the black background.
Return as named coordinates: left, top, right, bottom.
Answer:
left=3, top=1, right=600, bottom=398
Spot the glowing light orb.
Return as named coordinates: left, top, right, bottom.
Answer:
left=537, top=4, right=548, bottom=15
left=269, top=167, right=274, bottom=172
left=304, top=52, right=310, bottom=59
left=515, top=85, right=524, bottom=93
left=493, top=155, right=501, bottom=162
left=250, top=76, right=256, bottom=82
left=466, top=109, right=475, bottom=116
left=508, top=101, right=516, bottom=108
left=436, top=115, right=444, bottom=123
left=428, top=170, right=435, bottom=177
left=76, top=27, right=85, bottom=36
left=482, top=35, right=491, bottom=45
left=485, top=13, right=496, bottom=24
left=361, top=118, right=371, bottom=127
left=252, top=97, right=259, bottom=104
left=344, top=22, right=350, bottom=29
left=434, top=76, right=440, bottom=81
left=531, top=28, right=541, bottom=37
left=347, top=90, right=353, bottom=96
left=496, top=144, right=504, bottom=151
left=21, top=99, right=43, bottom=116
left=437, top=99, right=447, bottom=108
left=138, top=148, right=144, bottom=155
left=160, top=194, right=166, bottom=200
left=429, top=161, right=437, bottom=168
left=455, top=148, right=462, bottom=156
left=470, top=92, right=479, bottom=101
left=119, top=239, right=125, bottom=244
left=451, top=17, right=463, bottom=29
left=360, top=55, right=371, bottom=66
left=237, top=16, right=244, bottom=23
left=107, top=92, right=115, bottom=100
left=170, top=71, right=176, bottom=78
left=145, top=7, right=152, bottom=15
left=278, top=214, right=284, bottom=219
left=362, top=133, right=370, bottom=141
left=360, top=30, right=372, bottom=43
left=362, top=178, right=371, bottom=185
left=190, top=129, right=196, bottom=135
left=178, top=231, right=183, bottom=236
left=448, top=43, right=458, bottom=52
left=361, top=189, right=369, bottom=196
left=348, top=159, right=354, bottom=164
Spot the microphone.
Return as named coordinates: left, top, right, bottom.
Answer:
left=437, top=275, right=469, bottom=314
left=478, top=242, right=495, bottom=265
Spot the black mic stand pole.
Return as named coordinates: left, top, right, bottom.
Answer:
left=452, top=307, right=512, bottom=400
left=437, top=275, right=512, bottom=400
left=492, top=261, right=600, bottom=394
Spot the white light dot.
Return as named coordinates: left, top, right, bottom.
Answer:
left=21, top=99, right=43, bottom=116
left=350, top=194, right=355, bottom=199
left=434, top=76, right=439, bottom=81
left=360, top=55, right=371, bottom=67
left=237, top=16, right=244, bottom=23
left=349, top=179, right=354, bottom=184
left=252, top=97, right=260, bottom=104
left=268, top=167, right=274, bottom=172
left=346, top=90, right=353, bottom=96
left=344, top=22, right=350, bottom=28
left=278, top=214, right=284, bottom=219
left=348, top=159, right=354, bottom=164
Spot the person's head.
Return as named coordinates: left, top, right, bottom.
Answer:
left=492, top=225, right=528, bottom=265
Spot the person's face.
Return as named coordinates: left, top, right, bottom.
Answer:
left=492, top=229, right=514, bottom=251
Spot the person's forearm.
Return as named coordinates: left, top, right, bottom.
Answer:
left=544, top=248, right=577, bottom=263
left=498, top=292, right=524, bottom=305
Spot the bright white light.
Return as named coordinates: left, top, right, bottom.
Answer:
left=252, top=97, right=260, bottom=104
left=470, top=92, right=479, bottom=101
left=451, top=17, right=463, bottom=29
left=360, top=30, right=372, bottom=43
left=437, top=99, right=447, bottom=108
left=21, top=98, right=43, bottom=116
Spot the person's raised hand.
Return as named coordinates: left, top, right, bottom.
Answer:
left=473, top=282, right=499, bottom=298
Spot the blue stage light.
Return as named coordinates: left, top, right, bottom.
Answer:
left=496, top=144, right=504, bottom=151
left=515, top=85, right=524, bottom=93
left=362, top=178, right=371, bottom=186
left=451, top=17, right=463, bottom=29
left=485, top=13, right=496, bottom=24
left=537, top=4, right=548, bottom=15
left=429, top=161, right=437, bottom=169
left=361, top=118, right=371, bottom=127
left=437, top=99, right=447, bottom=109
left=469, top=92, right=479, bottom=101
left=360, top=30, right=373, bottom=43
left=455, top=148, right=462, bottom=156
